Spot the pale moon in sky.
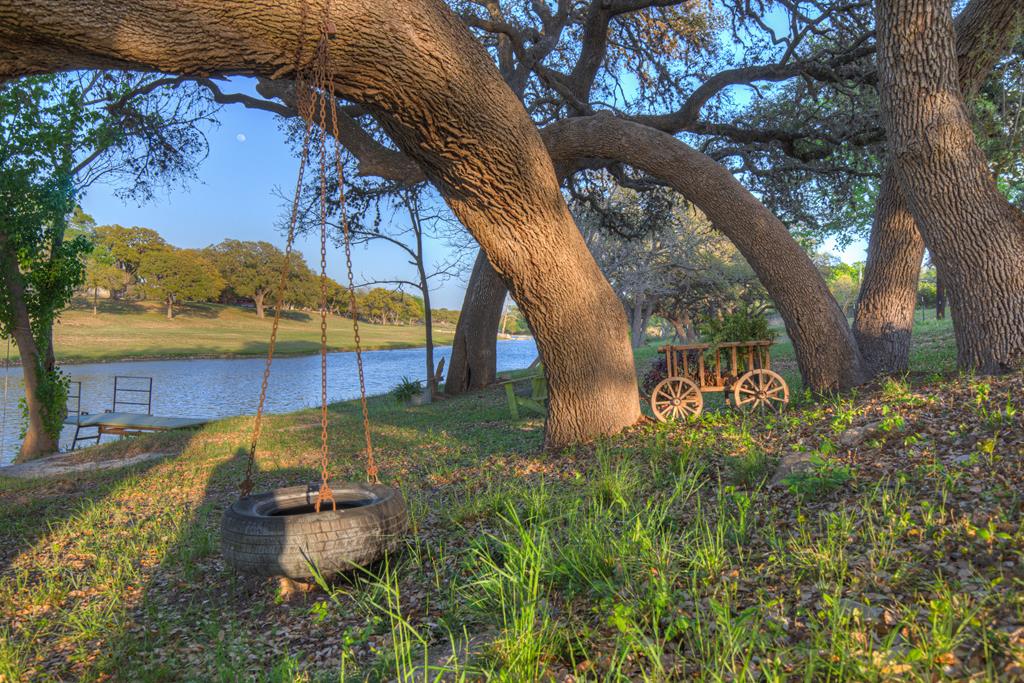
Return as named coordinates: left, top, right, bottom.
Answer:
left=236, top=133, right=247, bottom=143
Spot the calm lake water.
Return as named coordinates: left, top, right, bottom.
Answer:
left=0, top=338, right=537, bottom=466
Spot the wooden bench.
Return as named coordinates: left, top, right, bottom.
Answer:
left=497, top=372, right=548, bottom=419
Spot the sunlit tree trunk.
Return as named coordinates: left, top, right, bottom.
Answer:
left=876, top=0, right=1024, bottom=373
left=254, top=290, right=266, bottom=319
left=445, top=251, right=506, bottom=395
left=854, top=0, right=1024, bottom=376
left=0, top=0, right=641, bottom=446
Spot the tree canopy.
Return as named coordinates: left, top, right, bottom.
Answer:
left=137, top=248, right=224, bottom=319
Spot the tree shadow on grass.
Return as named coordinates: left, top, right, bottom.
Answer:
left=68, top=298, right=148, bottom=316
left=86, top=390, right=541, bottom=679
left=0, top=456, right=169, bottom=576
left=89, top=445, right=343, bottom=680
left=0, top=386, right=540, bottom=679
left=277, top=309, right=313, bottom=323
left=168, top=302, right=222, bottom=319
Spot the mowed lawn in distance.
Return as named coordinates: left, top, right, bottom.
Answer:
left=21, top=299, right=456, bottom=364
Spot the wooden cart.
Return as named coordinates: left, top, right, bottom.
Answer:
left=649, top=340, right=789, bottom=421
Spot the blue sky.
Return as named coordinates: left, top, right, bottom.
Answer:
left=79, top=75, right=865, bottom=312
left=79, top=78, right=474, bottom=309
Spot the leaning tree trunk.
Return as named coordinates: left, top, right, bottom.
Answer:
left=544, top=115, right=867, bottom=390
left=0, top=250, right=59, bottom=461
left=852, top=169, right=925, bottom=376
left=875, top=0, right=1024, bottom=373
left=0, top=0, right=641, bottom=447
left=445, top=251, right=507, bottom=395
left=853, top=0, right=1024, bottom=377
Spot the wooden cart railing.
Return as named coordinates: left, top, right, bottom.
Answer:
left=650, top=340, right=788, bottom=421
left=660, top=340, right=774, bottom=392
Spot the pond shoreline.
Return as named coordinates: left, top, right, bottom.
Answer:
left=0, top=338, right=541, bottom=467
left=0, top=336, right=531, bottom=369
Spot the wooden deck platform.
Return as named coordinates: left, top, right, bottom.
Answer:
left=64, top=411, right=210, bottom=447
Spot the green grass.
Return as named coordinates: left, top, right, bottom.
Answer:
left=4, top=310, right=1020, bottom=681
left=8, top=298, right=456, bottom=364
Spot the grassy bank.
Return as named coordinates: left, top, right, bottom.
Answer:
left=10, top=299, right=456, bottom=364
left=2, top=315, right=1022, bottom=680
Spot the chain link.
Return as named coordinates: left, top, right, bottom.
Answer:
left=325, top=72, right=378, bottom=484
left=239, top=77, right=314, bottom=500
left=313, top=34, right=336, bottom=513
left=242, top=14, right=380, bottom=501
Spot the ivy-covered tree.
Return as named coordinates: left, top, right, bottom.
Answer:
left=0, top=76, right=90, bottom=459
left=137, top=248, right=224, bottom=319
left=1, top=71, right=215, bottom=459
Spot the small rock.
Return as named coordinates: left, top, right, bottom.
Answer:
left=838, top=598, right=884, bottom=622
left=770, top=452, right=813, bottom=487
left=838, top=421, right=882, bottom=448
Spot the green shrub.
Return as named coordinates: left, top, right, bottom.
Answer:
left=698, top=304, right=776, bottom=345
left=391, top=376, right=422, bottom=403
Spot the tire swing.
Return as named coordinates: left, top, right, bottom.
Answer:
left=221, top=24, right=408, bottom=581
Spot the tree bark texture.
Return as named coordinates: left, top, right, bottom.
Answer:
left=876, top=0, right=1024, bottom=374
left=0, top=0, right=641, bottom=446
left=0, top=247, right=59, bottom=461
left=852, top=169, right=924, bottom=376
left=545, top=115, right=867, bottom=390
left=854, top=0, right=1024, bottom=377
left=445, top=251, right=506, bottom=395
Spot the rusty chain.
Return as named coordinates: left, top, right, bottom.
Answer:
left=242, top=13, right=380, bottom=504
left=325, top=65, right=379, bottom=485
left=239, top=77, right=314, bottom=500
left=313, top=34, right=336, bottom=513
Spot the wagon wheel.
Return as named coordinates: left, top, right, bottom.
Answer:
left=733, top=369, right=789, bottom=412
left=650, top=377, right=704, bottom=422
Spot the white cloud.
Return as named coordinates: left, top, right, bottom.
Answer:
left=236, top=133, right=247, bottom=143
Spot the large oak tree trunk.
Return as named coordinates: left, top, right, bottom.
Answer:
left=545, top=115, right=867, bottom=390
left=445, top=251, right=506, bottom=395
left=875, top=0, right=1024, bottom=373
left=852, top=169, right=924, bottom=376
left=0, top=0, right=640, bottom=446
left=854, top=0, right=1024, bottom=377
left=0, top=249, right=59, bottom=461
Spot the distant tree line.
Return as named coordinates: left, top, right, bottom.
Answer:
left=73, top=213, right=457, bottom=325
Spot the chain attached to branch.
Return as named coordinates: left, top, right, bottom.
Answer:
left=240, top=89, right=313, bottom=499
left=313, top=32, right=336, bottom=513
left=325, top=64, right=378, bottom=485
left=241, top=12, right=381, bottom=504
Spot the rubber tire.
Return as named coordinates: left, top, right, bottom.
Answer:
left=221, top=482, right=408, bottom=580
